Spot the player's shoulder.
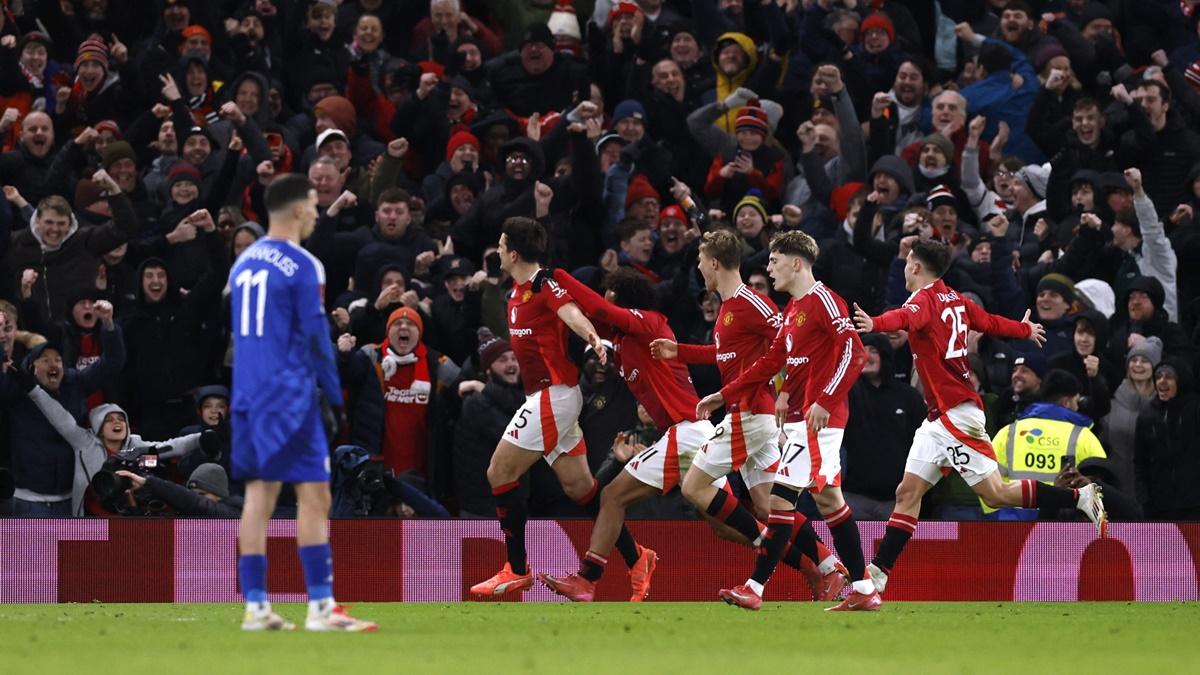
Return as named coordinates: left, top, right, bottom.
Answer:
left=809, top=282, right=849, bottom=318
left=731, top=284, right=779, bottom=320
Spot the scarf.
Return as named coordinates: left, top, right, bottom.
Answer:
left=376, top=341, right=431, bottom=476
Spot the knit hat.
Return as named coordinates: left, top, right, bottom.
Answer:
left=182, top=125, right=214, bottom=146
left=1032, top=42, right=1069, bottom=73
left=859, top=13, right=895, bottom=42
left=180, top=24, right=212, bottom=51
left=735, top=104, right=769, bottom=136
left=810, top=95, right=836, bottom=118
left=608, top=1, right=639, bottom=25
left=1035, top=272, right=1076, bottom=304
left=166, top=162, right=202, bottom=189
left=830, top=181, right=864, bottom=222
left=1074, top=278, right=1115, bottom=318
left=1126, top=336, right=1163, bottom=368
left=478, top=333, right=513, bottom=373
left=95, top=120, right=122, bottom=139
left=926, top=184, right=957, bottom=212
left=1125, top=275, right=1165, bottom=311
left=315, top=128, right=349, bottom=151
left=612, top=99, right=647, bottom=125
left=193, top=384, right=231, bottom=408
left=659, top=204, right=687, bottom=225
left=547, top=0, right=582, bottom=40
left=1097, top=171, right=1131, bottom=195
left=921, top=133, right=955, bottom=163
left=445, top=130, right=480, bottom=161
left=74, top=35, right=109, bottom=72
left=734, top=192, right=768, bottom=223
left=1078, top=2, right=1113, bottom=31
left=314, top=96, right=357, bottom=138
left=19, top=31, right=53, bottom=53
left=386, top=306, right=424, bottom=336
left=595, top=132, right=626, bottom=154
left=1012, top=352, right=1048, bottom=379
left=522, top=22, right=555, bottom=49
left=186, top=463, right=230, bottom=500
left=101, top=141, right=136, bottom=169
left=625, top=174, right=660, bottom=208
left=1017, top=163, right=1050, bottom=200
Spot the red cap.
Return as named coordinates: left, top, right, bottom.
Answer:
left=659, top=204, right=687, bottom=224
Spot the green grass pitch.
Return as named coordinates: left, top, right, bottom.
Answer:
left=3, top=602, right=1198, bottom=674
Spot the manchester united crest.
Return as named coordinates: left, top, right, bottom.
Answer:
left=722, top=312, right=734, bottom=326
left=795, top=311, right=806, bottom=327
left=521, top=290, right=532, bottom=303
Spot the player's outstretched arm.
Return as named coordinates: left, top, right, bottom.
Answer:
left=651, top=338, right=717, bottom=364
left=963, top=298, right=1042, bottom=344
left=551, top=268, right=644, bottom=335
left=557, top=302, right=608, bottom=365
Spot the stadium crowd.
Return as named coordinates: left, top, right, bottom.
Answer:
left=0, top=0, right=1198, bottom=523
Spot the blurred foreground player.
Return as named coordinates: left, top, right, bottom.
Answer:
left=471, top=217, right=652, bottom=599
left=852, top=239, right=1108, bottom=607
left=231, top=174, right=376, bottom=632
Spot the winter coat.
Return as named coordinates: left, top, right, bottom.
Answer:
left=1134, top=363, right=1200, bottom=519
left=0, top=142, right=55, bottom=208
left=4, top=195, right=141, bottom=322
left=842, top=334, right=927, bottom=501
left=25, top=392, right=199, bottom=516
left=1101, top=379, right=1157, bottom=493
left=1117, top=106, right=1200, bottom=219
left=0, top=324, right=125, bottom=498
left=484, top=51, right=589, bottom=118
left=453, top=377, right=526, bottom=515
left=961, top=38, right=1042, bottom=164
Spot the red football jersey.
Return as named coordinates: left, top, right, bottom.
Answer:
left=872, top=278, right=1032, bottom=419
left=676, top=284, right=781, bottom=415
left=722, top=282, right=865, bottom=425
left=553, top=270, right=698, bottom=428
left=507, top=271, right=580, bottom=396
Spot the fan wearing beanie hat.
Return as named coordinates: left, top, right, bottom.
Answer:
left=859, top=13, right=895, bottom=54
left=74, top=34, right=109, bottom=93
left=705, top=101, right=785, bottom=211
left=547, top=0, right=582, bottom=55
left=612, top=99, right=647, bottom=142
left=477, top=332, right=518, bottom=386
left=445, top=129, right=480, bottom=170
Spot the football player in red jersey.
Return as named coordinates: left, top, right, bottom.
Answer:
left=470, top=217, right=651, bottom=599
left=694, top=231, right=873, bottom=611
left=537, top=267, right=710, bottom=602
left=852, top=238, right=1108, bottom=602
left=651, top=230, right=850, bottom=601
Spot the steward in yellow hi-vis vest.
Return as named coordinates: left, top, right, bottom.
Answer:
left=986, top=375, right=1107, bottom=514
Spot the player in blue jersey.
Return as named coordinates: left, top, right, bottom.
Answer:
left=230, top=174, right=377, bottom=632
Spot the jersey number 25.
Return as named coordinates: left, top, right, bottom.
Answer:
left=940, top=305, right=968, bottom=360
left=235, top=268, right=269, bottom=337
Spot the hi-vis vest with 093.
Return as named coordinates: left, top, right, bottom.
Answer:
left=985, top=416, right=1107, bottom=511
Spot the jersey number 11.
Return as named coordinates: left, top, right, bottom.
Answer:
left=236, top=268, right=269, bottom=337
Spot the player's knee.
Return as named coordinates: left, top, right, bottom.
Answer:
left=894, top=482, right=921, bottom=509
left=680, top=479, right=706, bottom=506
left=486, top=461, right=513, bottom=488
left=562, top=477, right=594, bottom=502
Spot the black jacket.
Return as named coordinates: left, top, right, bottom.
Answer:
left=452, top=377, right=525, bottom=515
left=1134, top=362, right=1200, bottom=519
left=484, top=51, right=589, bottom=118
left=842, top=334, right=926, bottom=501
left=142, top=475, right=243, bottom=517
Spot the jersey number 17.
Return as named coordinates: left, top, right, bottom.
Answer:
left=235, top=268, right=269, bottom=337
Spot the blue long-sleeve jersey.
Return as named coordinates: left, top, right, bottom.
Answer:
left=229, top=237, right=342, bottom=414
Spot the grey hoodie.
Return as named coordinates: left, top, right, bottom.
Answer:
left=28, top=207, right=81, bottom=253
left=1100, top=379, right=1156, bottom=493
left=28, top=390, right=200, bottom=515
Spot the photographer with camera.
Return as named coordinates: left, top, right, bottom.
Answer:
left=0, top=300, right=125, bottom=516
left=113, top=463, right=243, bottom=518
left=330, top=445, right=450, bottom=518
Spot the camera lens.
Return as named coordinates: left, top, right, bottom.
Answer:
left=91, top=471, right=132, bottom=502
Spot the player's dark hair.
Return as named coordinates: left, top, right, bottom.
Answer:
left=978, top=43, right=1012, bottom=76
left=376, top=187, right=411, bottom=208
left=616, top=217, right=650, bottom=243
left=501, top=217, right=547, bottom=263
left=768, top=230, right=819, bottom=265
left=910, top=238, right=951, bottom=278
left=264, top=174, right=313, bottom=213
left=699, top=229, right=742, bottom=269
left=603, top=267, right=658, bottom=311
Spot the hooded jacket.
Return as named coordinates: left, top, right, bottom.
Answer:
left=1106, top=276, right=1193, bottom=367
left=1048, top=309, right=1115, bottom=423
left=4, top=194, right=141, bottom=322
left=1135, top=361, right=1200, bottom=518
left=25, top=393, right=199, bottom=515
left=0, top=324, right=125, bottom=499
left=709, top=33, right=759, bottom=133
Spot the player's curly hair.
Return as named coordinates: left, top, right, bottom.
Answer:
left=768, top=230, right=819, bottom=264
left=603, top=268, right=658, bottom=311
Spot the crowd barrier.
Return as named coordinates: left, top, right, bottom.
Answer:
left=1, top=519, right=1197, bottom=602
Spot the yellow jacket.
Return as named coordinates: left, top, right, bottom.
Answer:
left=985, top=404, right=1107, bottom=512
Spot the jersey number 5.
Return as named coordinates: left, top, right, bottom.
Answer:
left=235, top=268, right=269, bottom=337
left=940, top=305, right=967, bottom=359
